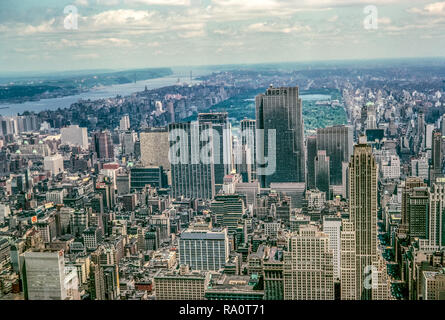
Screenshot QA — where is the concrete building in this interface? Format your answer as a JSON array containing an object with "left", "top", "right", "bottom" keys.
[
  {"left": 179, "top": 227, "right": 229, "bottom": 271},
  {"left": 61, "top": 125, "right": 88, "bottom": 149},
  {"left": 20, "top": 250, "right": 80, "bottom": 300},
  {"left": 44, "top": 154, "right": 64, "bottom": 176},
  {"left": 283, "top": 225, "right": 334, "bottom": 300}
]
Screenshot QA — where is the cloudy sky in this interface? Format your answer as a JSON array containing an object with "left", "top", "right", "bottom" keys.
[{"left": 1, "top": 0, "right": 445, "bottom": 72}]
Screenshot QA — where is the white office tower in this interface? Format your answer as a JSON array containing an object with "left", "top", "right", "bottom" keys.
[
  {"left": 425, "top": 124, "right": 435, "bottom": 149},
  {"left": 380, "top": 154, "right": 401, "bottom": 180},
  {"left": 60, "top": 125, "right": 88, "bottom": 149},
  {"left": 323, "top": 216, "right": 342, "bottom": 281},
  {"left": 44, "top": 154, "right": 64, "bottom": 176},
  {"left": 179, "top": 227, "right": 229, "bottom": 271},
  {"left": 0, "top": 203, "right": 10, "bottom": 224},
  {"left": 20, "top": 250, "right": 80, "bottom": 300},
  {"left": 283, "top": 225, "right": 334, "bottom": 300},
  {"left": 120, "top": 115, "right": 130, "bottom": 131}
]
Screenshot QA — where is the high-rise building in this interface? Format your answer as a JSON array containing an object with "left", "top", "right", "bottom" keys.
[
  {"left": 263, "top": 246, "right": 284, "bottom": 300},
  {"left": 406, "top": 187, "right": 429, "bottom": 240},
  {"left": 179, "top": 227, "right": 229, "bottom": 271},
  {"left": 400, "top": 177, "right": 427, "bottom": 235},
  {"left": 411, "top": 156, "right": 429, "bottom": 182},
  {"left": 168, "top": 122, "right": 215, "bottom": 200},
  {"left": 420, "top": 182, "right": 445, "bottom": 250},
  {"left": 430, "top": 129, "right": 443, "bottom": 184},
  {"left": 347, "top": 139, "right": 391, "bottom": 300},
  {"left": 198, "top": 113, "right": 232, "bottom": 193},
  {"left": 256, "top": 85, "right": 305, "bottom": 187},
  {"left": 43, "top": 154, "right": 64, "bottom": 176},
  {"left": 119, "top": 115, "right": 130, "bottom": 131},
  {"left": 316, "top": 125, "right": 353, "bottom": 186},
  {"left": 315, "top": 150, "right": 330, "bottom": 199},
  {"left": 240, "top": 118, "right": 256, "bottom": 182},
  {"left": 340, "top": 220, "right": 356, "bottom": 300},
  {"left": 130, "top": 166, "right": 167, "bottom": 190},
  {"left": 283, "top": 225, "right": 334, "bottom": 300},
  {"left": 306, "top": 135, "right": 317, "bottom": 190},
  {"left": 140, "top": 127, "right": 170, "bottom": 170},
  {"left": 61, "top": 125, "right": 88, "bottom": 149},
  {"left": 20, "top": 250, "right": 80, "bottom": 300},
  {"left": 93, "top": 131, "right": 114, "bottom": 160},
  {"left": 211, "top": 194, "right": 245, "bottom": 235},
  {"left": 323, "top": 216, "right": 342, "bottom": 281},
  {"left": 154, "top": 268, "right": 209, "bottom": 300},
  {"left": 121, "top": 131, "right": 137, "bottom": 156},
  {"left": 421, "top": 270, "right": 445, "bottom": 300}
]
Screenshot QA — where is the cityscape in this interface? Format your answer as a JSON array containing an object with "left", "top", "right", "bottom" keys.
[{"left": 0, "top": 0, "right": 445, "bottom": 304}]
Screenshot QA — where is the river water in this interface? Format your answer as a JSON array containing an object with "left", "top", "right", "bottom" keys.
[{"left": 0, "top": 69, "right": 206, "bottom": 116}]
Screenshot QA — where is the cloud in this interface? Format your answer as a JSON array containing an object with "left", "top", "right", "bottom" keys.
[
  {"left": 124, "top": 0, "right": 191, "bottom": 5},
  {"left": 97, "top": 0, "right": 121, "bottom": 5},
  {"left": 378, "top": 17, "right": 391, "bottom": 25},
  {"left": 408, "top": 1, "right": 445, "bottom": 16},
  {"left": 75, "top": 0, "right": 89, "bottom": 6},
  {"left": 0, "top": 19, "right": 57, "bottom": 35},
  {"left": 246, "top": 22, "right": 311, "bottom": 34},
  {"left": 74, "top": 53, "right": 100, "bottom": 59},
  {"left": 328, "top": 15, "right": 339, "bottom": 22}
]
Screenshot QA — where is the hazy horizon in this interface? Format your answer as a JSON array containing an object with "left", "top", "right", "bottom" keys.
[{"left": 1, "top": 0, "right": 445, "bottom": 73}]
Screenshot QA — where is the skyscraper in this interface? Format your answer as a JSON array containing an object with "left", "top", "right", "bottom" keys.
[
  {"left": 430, "top": 129, "right": 443, "bottom": 184},
  {"left": 119, "top": 114, "right": 130, "bottom": 131},
  {"left": 315, "top": 150, "right": 330, "bottom": 199},
  {"left": 93, "top": 131, "right": 114, "bottom": 160},
  {"left": 316, "top": 125, "right": 353, "bottom": 186},
  {"left": 323, "top": 216, "right": 342, "bottom": 281},
  {"left": 283, "top": 225, "right": 334, "bottom": 300},
  {"left": 198, "top": 112, "right": 232, "bottom": 193},
  {"left": 400, "top": 177, "right": 427, "bottom": 235},
  {"left": 306, "top": 135, "right": 317, "bottom": 190},
  {"left": 256, "top": 85, "right": 305, "bottom": 187},
  {"left": 421, "top": 182, "right": 445, "bottom": 250},
  {"left": 347, "top": 139, "right": 390, "bottom": 300},
  {"left": 20, "top": 250, "right": 80, "bottom": 300},
  {"left": 168, "top": 121, "right": 215, "bottom": 200},
  {"left": 211, "top": 194, "right": 245, "bottom": 235},
  {"left": 140, "top": 127, "right": 170, "bottom": 169},
  {"left": 240, "top": 118, "right": 256, "bottom": 182},
  {"left": 61, "top": 125, "right": 88, "bottom": 149}
]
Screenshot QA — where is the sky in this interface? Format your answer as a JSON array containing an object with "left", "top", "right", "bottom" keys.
[{"left": 1, "top": 0, "right": 445, "bottom": 73}]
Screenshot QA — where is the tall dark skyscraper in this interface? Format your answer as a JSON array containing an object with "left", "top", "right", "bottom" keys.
[
  {"left": 255, "top": 85, "right": 305, "bottom": 188},
  {"left": 168, "top": 122, "right": 215, "bottom": 200},
  {"left": 306, "top": 135, "right": 317, "bottom": 190},
  {"left": 315, "top": 150, "right": 330, "bottom": 198},
  {"left": 198, "top": 113, "right": 232, "bottom": 193},
  {"left": 93, "top": 131, "right": 114, "bottom": 160},
  {"left": 430, "top": 129, "right": 443, "bottom": 184},
  {"left": 316, "top": 125, "right": 353, "bottom": 186},
  {"left": 400, "top": 177, "right": 427, "bottom": 236}
]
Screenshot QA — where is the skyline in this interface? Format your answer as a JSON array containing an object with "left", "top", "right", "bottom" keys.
[{"left": 1, "top": 0, "right": 445, "bottom": 72}]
